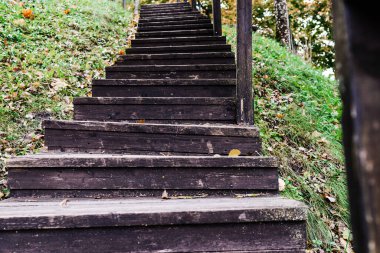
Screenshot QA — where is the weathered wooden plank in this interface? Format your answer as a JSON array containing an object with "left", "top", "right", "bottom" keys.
[
  {"left": 135, "top": 29, "right": 214, "bottom": 38},
  {"left": 44, "top": 129, "right": 261, "bottom": 155},
  {"left": 105, "top": 65, "right": 236, "bottom": 79},
  {"left": 236, "top": 0, "right": 254, "bottom": 125},
  {"left": 139, "top": 15, "right": 208, "bottom": 23},
  {"left": 140, "top": 11, "right": 198, "bottom": 18},
  {"left": 125, "top": 45, "right": 231, "bottom": 53},
  {"left": 7, "top": 154, "right": 277, "bottom": 168},
  {"left": 92, "top": 83, "right": 235, "bottom": 97},
  {"left": 73, "top": 101, "right": 235, "bottom": 122},
  {"left": 8, "top": 167, "right": 277, "bottom": 190},
  {"left": 0, "top": 222, "right": 306, "bottom": 252},
  {"left": 73, "top": 97, "right": 235, "bottom": 105},
  {"left": 138, "top": 23, "right": 213, "bottom": 32},
  {"left": 43, "top": 120, "right": 260, "bottom": 137},
  {"left": 9, "top": 189, "right": 277, "bottom": 199},
  {"left": 0, "top": 197, "right": 307, "bottom": 228},
  {"left": 138, "top": 19, "right": 211, "bottom": 27}
]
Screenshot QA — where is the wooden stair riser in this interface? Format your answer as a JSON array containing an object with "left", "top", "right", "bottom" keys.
[
  {"left": 135, "top": 29, "right": 214, "bottom": 38},
  {"left": 0, "top": 222, "right": 306, "bottom": 253},
  {"left": 125, "top": 44, "right": 231, "bottom": 53},
  {"left": 141, "top": 3, "right": 189, "bottom": 9},
  {"left": 7, "top": 155, "right": 278, "bottom": 198},
  {"left": 140, "top": 13, "right": 202, "bottom": 19},
  {"left": 43, "top": 120, "right": 262, "bottom": 156},
  {"left": 138, "top": 19, "right": 212, "bottom": 27},
  {"left": 140, "top": 8, "right": 193, "bottom": 14},
  {"left": 115, "top": 57, "right": 234, "bottom": 65},
  {"left": 131, "top": 36, "right": 226, "bottom": 47},
  {"left": 139, "top": 16, "right": 209, "bottom": 23},
  {"left": 106, "top": 69, "right": 236, "bottom": 79},
  {"left": 138, "top": 23, "right": 213, "bottom": 32},
  {"left": 0, "top": 196, "right": 307, "bottom": 252},
  {"left": 116, "top": 53, "right": 235, "bottom": 65},
  {"left": 9, "top": 167, "right": 277, "bottom": 198},
  {"left": 140, "top": 10, "right": 198, "bottom": 17},
  {"left": 45, "top": 129, "right": 261, "bottom": 155},
  {"left": 91, "top": 79, "right": 236, "bottom": 98},
  {"left": 73, "top": 98, "right": 236, "bottom": 123}
]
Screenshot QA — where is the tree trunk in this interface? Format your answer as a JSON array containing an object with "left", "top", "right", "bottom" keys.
[
  {"left": 274, "top": 0, "right": 292, "bottom": 50},
  {"left": 134, "top": 0, "right": 140, "bottom": 16}
]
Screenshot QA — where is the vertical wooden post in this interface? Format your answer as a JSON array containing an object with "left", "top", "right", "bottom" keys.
[
  {"left": 191, "top": 0, "right": 197, "bottom": 10},
  {"left": 122, "top": 0, "right": 126, "bottom": 9},
  {"left": 236, "top": 0, "right": 253, "bottom": 125},
  {"left": 212, "top": 0, "right": 222, "bottom": 36},
  {"left": 333, "top": 0, "right": 380, "bottom": 251}
]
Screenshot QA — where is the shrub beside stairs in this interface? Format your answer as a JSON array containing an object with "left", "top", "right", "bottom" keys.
[{"left": 0, "top": 3, "right": 307, "bottom": 252}]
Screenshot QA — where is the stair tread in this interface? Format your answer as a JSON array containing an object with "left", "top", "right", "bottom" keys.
[
  {"left": 43, "top": 120, "right": 259, "bottom": 137},
  {"left": 118, "top": 52, "right": 234, "bottom": 60},
  {"left": 92, "top": 79, "right": 236, "bottom": 86},
  {"left": 106, "top": 64, "right": 236, "bottom": 72},
  {"left": 74, "top": 97, "right": 235, "bottom": 105},
  {"left": 0, "top": 196, "right": 307, "bottom": 230},
  {"left": 7, "top": 153, "right": 277, "bottom": 168}
]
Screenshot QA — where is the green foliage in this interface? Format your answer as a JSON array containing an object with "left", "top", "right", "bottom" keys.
[
  {"left": 0, "top": 0, "right": 133, "bottom": 198},
  {"left": 224, "top": 25, "right": 350, "bottom": 251}
]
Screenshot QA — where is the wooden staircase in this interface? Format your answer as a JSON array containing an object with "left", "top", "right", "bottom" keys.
[{"left": 0, "top": 2, "right": 307, "bottom": 252}]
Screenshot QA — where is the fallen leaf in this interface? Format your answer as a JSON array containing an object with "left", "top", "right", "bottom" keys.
[
  {"left": 119, "top": 49, "right": 126, "bottom": 55},
  {"left": 228, "top": 149, "right": 241, "bottom": 157},
  {"left": 22, "top": 9, "right": 33, "bottom": 19},
  {"left": 276, "top": 113, "right": 284, "bottom": 119},
  {"left": 0, "top": 191, "right": 4, "bottom": 199},
  {"left": 136, "top": 119, "right": 145, "bottom": 124},
  {"left": 64, "top": 9, "right": 70, "bottom": 14}
]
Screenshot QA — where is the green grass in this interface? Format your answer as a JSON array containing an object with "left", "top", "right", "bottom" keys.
[
  {"left": 0, "top": 2, "right": 350, "bottom": 251},
  {"left": 0, "top": 0, "right": 133, "bottom": 197},
  {"left": 223, "top": 25, "right": 351, "bottom": 251}
]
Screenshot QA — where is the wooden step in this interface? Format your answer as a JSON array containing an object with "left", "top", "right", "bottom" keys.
[
  {"left": 139, "top": 15, "right": 209, "bottom": 23},
  {"left": 140, "top": 7, "right": 192, "bottom": 14},
  {"left": 116, "top": 52, "right": 235, "bottom": 65},
  {"left": 7, "top": 153, "right": 278, "bottom": 198},
  {"left": 43, "top": 120, "right": 262, "bottom": 155},
  {"left": 138, "top": 19, "right": 211, "bottom": 28},
  {"left": 141, "top": 3, "right": 189, "bottom": 9},
  {"left": 73, "top": 97, "right": 236, "bottom": 123},
  {"left": 131, "top": 36, "right": 226, "bottom": 47},
  {"left": 135, "top": 29, "right": 214, "bottom": 38},
  {"left": 0, "top": 197, "right": 307, "bottom": 252},
  {"left": 105, "top": 64, "right": 236, "bottom": 79},
  {"left": 140, "top": 10, "right": 198, "bottom": 18},
  {"left": 138, "top": 23, "right": 213, "bottom": 32},
  {"left": 126, "top": 44, "right": 230, "bottom": 54},
  {"left": 91, "top": 79, "right": 236, "bottom": 97}
]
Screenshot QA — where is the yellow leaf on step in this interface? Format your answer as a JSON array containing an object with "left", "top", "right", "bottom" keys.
[
  {"left": 136, "top": 119, "right": 145, "bottom": 124},
  {"left": 228, "top": 149, "right": 241, "bottom": 157}
]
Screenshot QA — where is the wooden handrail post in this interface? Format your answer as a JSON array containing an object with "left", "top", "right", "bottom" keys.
[
  {"left": 212, "top": 0, "right": 222, "bottom": 35},
  {"left": 236, "top": 0, "right": 253, "bottom": 125},
  {"left": 191, "top": 0, "right": 197, "bottom": 10}
]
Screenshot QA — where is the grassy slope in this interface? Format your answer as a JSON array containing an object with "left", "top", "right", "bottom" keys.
[
  {"left": 0, "top": 0, "right": 133, "bottom": 197},
  {"left": 224, "top": 25, "right": 351, "bottom": 251},
  {"left": 0, "top": 1, "right": 350, "bottom": 251}
]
